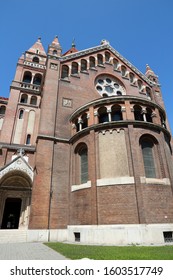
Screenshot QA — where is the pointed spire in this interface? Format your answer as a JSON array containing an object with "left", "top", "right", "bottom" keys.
[
  {"left": 51, "top": 35, "right": 61, "bottom": 48},
  {"left": 27, "top": 37, "right": 46, "bottom": 56},
  {"left": 145, "top": 64, "right": 159, "bottom": 84},
  {"left": 72, "top": 38, "right": 76, "bottom": 48}
]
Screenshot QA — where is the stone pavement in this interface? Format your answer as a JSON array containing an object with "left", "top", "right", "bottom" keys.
[{"left": 0, "top": 242, "right": 68, "bottom": 260}]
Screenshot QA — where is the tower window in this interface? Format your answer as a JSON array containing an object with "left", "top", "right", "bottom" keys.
[
  {"left": 20, "top": 94, "right": 28, "bottom": 103},
  {"left": 30, "top": 96, "right": 37, "bottom": 105},
  {"left": 0, "top": 106, "right": 6, "bottom": 115},
  {"left": 32, "top": 56, "right": 39, "bottom": 63},
  {"left": 26, "top": 134, "right": 31, "bottom": 145},
  {"left": 19, "top": 110, "right": 24, "bottom": 119},
  {"left": 33, "top": 74, "right": 42, "bottom": 85},
  {"left": 98, "top": 107, "right": 109, "bottom": 123},
  {"left": 111, "top": 105, "right": 122, "bottom": 121},
  {"left": 23, "top": 71, "right": 32, "bottom": 83}
]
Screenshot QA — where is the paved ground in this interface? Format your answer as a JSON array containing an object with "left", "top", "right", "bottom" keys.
[{"left": 0, "top": 242, "right": 68, "bottom": 260}]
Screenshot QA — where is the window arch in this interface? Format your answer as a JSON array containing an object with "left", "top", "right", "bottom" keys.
[
  {"left": 0, "top": 106, "right": 6, "bottom": 115},
  {"left": 97, "top": 54, "right": 103, "bottom": 65},
  {"left": 61, "top": 65, "right": 69, "bottom": 79},
  {"left": 129, "top": 72, "right": 135, "bottom": 83},
  {"left": 32, "top": 56, "right": 39, "bottom": 63},
  {"left": 89, "top": 56, "right": 95, "bottom": 68},
  {"left": 140, "top": 137, "right": 157, "bottom": 178},
  {"left": 75, "top": 144, "right": 88, "bottom": 184},
  {"left": 113, "top": 58, "right": 119, "bottom": 70},
  {"left": 121, "top": 65, "right": 127, "bottom": 77},
  {"left": 19, "top": 109, "right": 24, "bottom": 119},
  {"left": 53, "top": 50, "right": 57, "bottom": 55},
  {"left": 98, "top": 107, "right": 108, "bottom": 123},
  {"left": 33, "top": 74, "right": 42, "bottom": 85},
  {"left": 81, "top": 113, "right": 88, "bottom": 129},
  {"left": 23, "top": 71, "right": 32, "bottom": 83},
  {"left": 111, "top": 105, "right": 122, "bottom": 121},
  {"left": 30, "top": 96, "right": 37, "bottom": 105},
  {"left": 146, "top": 87, "right": 151, "bottom": 99},
  {"left": 105, "top": 51, "right": 110, "bottom": 62},
  {"left": 146, "top": 108, "right": 153, "bottom": 123},
  {"left": 20, "top": 94, "right": 28, "bottom": 103},
  {"left": 26, "top": 134, "right": 31, "bottom": 145},
  {"left": 71, "top": 62, "right": 78, "bottom": 75},
  {"left": 134, "top": 105, "right": 143, "bottom": 121},
  {"left": 137, "top": 79, "right": 143, "bottom": 91},
  {"left": 81, "top": 59, "right": 87, "bottom": 71}
]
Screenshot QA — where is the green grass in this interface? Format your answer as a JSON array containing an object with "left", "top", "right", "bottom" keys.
[{"left": 45, "top": 242, "right": 173, "bottom": 260}]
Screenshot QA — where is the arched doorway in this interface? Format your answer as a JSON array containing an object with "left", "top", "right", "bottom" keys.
[
  {"left": 1, "top": 198, "right": 22, "bottom": 229},
  {"left": 0, "top": 170, "right": 32, "bottom": 230}
]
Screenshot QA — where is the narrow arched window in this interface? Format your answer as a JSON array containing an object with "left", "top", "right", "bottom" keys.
[
  {"left": 111, "top": 105, "right": 122, "bottom": 121},
  {"left": 26, "top": 134, "right": 31, "bottom": 145},
  {"left": 79, "top": 146, "right": 88, "bottom": 184},
  {"left": 19, "top": 109, "right": 24, "bottom": 119},
  {"left": 0, "top": 106, "right": 6, "bottom": 115},
  {"left": 105, "top": 51, "right": 110, "bottom": 62},
  {"left": 137, "top": 80, "right": 143, "bottom": 91},
  {"left": 146, "top": 108, "right": 153, "bottom": 123},
  {"left": 23, "top": 71, "right": 32, "bottom": 83},
  {"left": 61, "top": 65, "right": 69, "bottom": 79},
  {"left": 53, "top": 50, "right": 57, "bottom": 55},
  {"left": 33, "top": 74, "right": 42, "bottom": 85},
  {"left": 134, "top": 105, "right": 143, "bottom": 121},
  {"left": 98, "top": 107, "right": 108, "bottom": 123},
  {"left": 30, "top": 96, "right": 37, "bottom": 105},
  {"left": 141, "top": 139, "right": 156, "bottom": 178},
  {"left": 81, "top": 59, "right": 87, "bottom": 71},
  {"left": 121, "top": 65, "right": 127, "bottom": 77},
  {"left": 113, "top": 58, "right": 119, "bottom": 70},
  {"left": 89, "top": 56, "right": 95, "bottom": 68},
  {"left": 71, "top": 62, "right": 78, "bottom": 75},
  {"left": 20, "top": 94, "right": 28, "bottom": 103},
  {"left": 146, "top": 87, "right": 151, "bottom": 99},
  {"left": 129, "top": 72, "right": 135, "bottom": 83},
  {"left": 81, "top": 113, "right": 88, "bottom": 129},
  {"left": 97, "top": 54, "right": 103, "bottom": 65}
]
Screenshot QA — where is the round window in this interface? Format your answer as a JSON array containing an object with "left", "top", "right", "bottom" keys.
[{"left": 95, "top": 75, "right": 125, "bottom": 97}]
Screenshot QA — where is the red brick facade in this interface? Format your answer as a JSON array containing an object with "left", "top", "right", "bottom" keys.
[{"left": 0, "top": 37, "right": 173, "bottom": 234}]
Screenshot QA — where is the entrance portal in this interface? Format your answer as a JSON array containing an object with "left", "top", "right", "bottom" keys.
[{"left": 1, "top": 198, "right": 22, "bottom": 229}]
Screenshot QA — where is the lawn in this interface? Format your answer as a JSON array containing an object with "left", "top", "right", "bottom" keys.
[{"left": 45, "top": 242, "right": 173, "bottom": 260}]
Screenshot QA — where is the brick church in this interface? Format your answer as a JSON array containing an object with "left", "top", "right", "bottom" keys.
[{"left": 0, "top": 37, "right": 173, "bottom": 244}]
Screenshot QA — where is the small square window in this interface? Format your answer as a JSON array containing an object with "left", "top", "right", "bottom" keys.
[
  {"left": 163, "top": 231, "right": 173, "bottom": 243},
  {"left": 74, "top": 232, "right": 80, "bottom": 242}
]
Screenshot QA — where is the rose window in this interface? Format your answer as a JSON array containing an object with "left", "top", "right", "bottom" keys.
[{"left": 95, "top": 75, "right": 126, "bottom": 97}]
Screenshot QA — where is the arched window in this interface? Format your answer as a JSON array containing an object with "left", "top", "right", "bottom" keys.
[
  {"left": 30, "top": 96, "right": 37, "bottom": 105},
  {"left": 97, "top": 54, "right": 103, "bottom": 65},
  {"left": 141, "top": 138, "right": 156, "bottom": 178},
  {"left": 33, "top": 74, "right": 42, "bottom": 85},
  {"left": 137, "top": 80, "right": 143, "bottom": 91},
  {"left": 134, "top": 105, "right": 143, "bottom": 121},
  {"left": 146, "top": 108, "right": 153, "bottom": 123},
  {"left": 121, "top": 65, "right": 127, "bottom": 77},
  {"left": 129, "top": 72, "right": 135, "bottom": 83},
  {"left": 61, "top": 65, "right": 69, "bottom": 79},
  {"left": 32, "top": 56, "right": 39, "bottom": 63},
  {"left": 53, "top": 50, "right": 57, "bottom": 55},
  {"left": 113, "top": 58, "right": 119, "bottom": 70},
  {"left": 98, "top": 107, "right": 108, "bottom": 123},
  {"left": 81, "top": 59, "right": 87, "bottom": 71},
  {"left": 111, "top": 105, "right": 122, "bottom": 121},
  {"left": 89, "top": 56, "right": 95, "bottom": 68},
  {"left": 105, "top": 51, "right": 110, "bottom": 62},
  {"left": 71, "top": 62, "right": 78, "bottom": 75},
  {"left": 20, "top": 94, "right": 28, "bottom": 103},
  {"left": 0, "top": 106, "right": 6, "bottom": 115},
  {"left": 75, "top": 119, "right": 80, "bottom": 132},
  {"left": 146, "top": 87, "right": 151, "bottom": 99},
  {"left": 19, "top": 109, "right": 24, "bottom": 119},
  {"left": 23, "top": 71, "right": 32, "bottom": 83},
  {"left": 160, "top": 112, "right": 166, "bottom": 128},
  {"left": 81, "top": 113, "right": 88, "bottom": 129},
  {"left": 75, "top": 144, "right": 88, "bottom": 184},
  {"left": 26, "top": 134, "right": 31, "bottom": 145}
]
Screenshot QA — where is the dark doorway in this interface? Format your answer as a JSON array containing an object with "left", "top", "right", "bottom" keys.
[{"left": 1, "top": 198, "right": 22, "bottom": 229}]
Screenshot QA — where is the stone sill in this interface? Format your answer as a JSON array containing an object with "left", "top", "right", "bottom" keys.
[
  {"left": 71, "top": 181, "right": 91, "bottom": 192},
  {"left": 97, "top": 177, "right": 135, "bottom": 186},
  {"left": 140, "top": 177, "right": 170, "bottom": 185}
]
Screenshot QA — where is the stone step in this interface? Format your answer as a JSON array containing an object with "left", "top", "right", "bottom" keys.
[{"left": 0, "top": 230, "right": 27, "bottom": 243}]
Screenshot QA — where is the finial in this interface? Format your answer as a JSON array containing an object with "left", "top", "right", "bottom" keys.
[
  {"left": 72, "top": 38, "right": 76, "bottom": 48},
  {"left": 38, "top": 37, "right": 41, "bottom": 42}
]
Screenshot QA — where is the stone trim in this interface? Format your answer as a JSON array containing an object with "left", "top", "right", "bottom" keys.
[
  {"left": 71, "top": 181, "right": 91, "bottom": 192},
  {"left": 140, "top": 177, "right": 171, "bottom": 185},
  {"left": 97, "top": 177, "right": 135, "bottom": 186}
]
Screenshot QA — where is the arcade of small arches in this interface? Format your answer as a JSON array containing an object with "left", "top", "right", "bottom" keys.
[
  {"left": 61, "top": 51, "right": 152, "bottom": 99},
  {"left": 71, "top": 100, "right": 166, "bottom": 134},
  {"left": 20, "top": 93, "right": 38, "bottom": 106}
]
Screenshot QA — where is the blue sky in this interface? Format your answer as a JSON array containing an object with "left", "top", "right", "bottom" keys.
[{"left": 1, "top": 0, "right": 173, "bottom": 131}]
